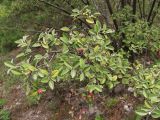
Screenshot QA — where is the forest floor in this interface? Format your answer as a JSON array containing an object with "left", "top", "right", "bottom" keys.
[{"left": 0, "top": 50, "right": 145, "bottom": 120}]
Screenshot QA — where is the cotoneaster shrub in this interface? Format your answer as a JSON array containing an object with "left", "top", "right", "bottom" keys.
[
  {"left": 4, "top": 20, "right": 131, "bottom": 93},
  {"left": 4, "top": 7, "right": 160, "bottom": 119}
]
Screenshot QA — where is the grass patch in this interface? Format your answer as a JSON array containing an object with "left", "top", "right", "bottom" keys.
[
  {"left": 0, "top": 99, "right": 10, "bottom": 120},
  {"left": 105, "top": 97, "right": 119, "bottom": 108},
  {"left": 0, "top": 109, "right": 10, "bottom": 120}
]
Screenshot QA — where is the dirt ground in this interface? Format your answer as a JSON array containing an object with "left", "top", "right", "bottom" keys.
[{"left": 0, "top": 81, "right": 142, "bottom": 120}]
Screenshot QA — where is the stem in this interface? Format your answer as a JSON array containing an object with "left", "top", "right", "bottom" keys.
[
  {"left": 121, "top": 0, "right": 125, "bottom": 8},
  {"left": 138, "top": 0, "right": 143, "bottom": 18},
  {"left": 104, "top": 0, "right": 119, "bottom": 31},
  {"left": 132, "top": 0, "right": 137, "bottom": 22}
]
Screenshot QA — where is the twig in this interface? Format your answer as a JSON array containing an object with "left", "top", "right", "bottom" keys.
[{"left": 38, "top": 0, "right": 91, "bottom": 29}]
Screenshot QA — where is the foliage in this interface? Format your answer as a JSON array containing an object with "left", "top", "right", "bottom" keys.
[
  {"left": 133, "top": 62, "right": 160, "bottom": 118},
  {"left": 113, "top": 5, "right": 160, "bottom": 54},
  {"left": 4, "top": 3, "right": 160, "bottom": 119},
  {"left": 4, "top": 9, "right": 131, "bottom": 96}
]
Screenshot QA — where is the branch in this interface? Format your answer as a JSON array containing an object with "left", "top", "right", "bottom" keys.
[
  {"left": 104, "top": 0, "right": 119, "bottom": 31},
  {"left": 0, "top": 27, "right": 43, "bottom": 33},
  {"left": 132, "top": 0, "right": 137, "bottom": 22},
  {"left": 150, "top": 1, "right": 160, "bottom": 25},
  {"left": 38, "top": 0, "right": 70, "bottom": 15},
  {"left": 121, "top": 0, "right": 125, "bottom": 8},
  {"left": 38, "top": 0, "right": 91, "bottom": 28},
  {"left": 143, "top": 0, "right": 146, "bottom": 18},
  {"left": 147, "top": 0, "right": 157, "bottom": 22},
  {"left": 65, "top": 0, "right": 75, "bottom": 9},
  {"left": 138, "top": 0, "right": 143, "bottom": 18},
  {"left": 133, "top": 0, "right": 137, "bottom": 15}
]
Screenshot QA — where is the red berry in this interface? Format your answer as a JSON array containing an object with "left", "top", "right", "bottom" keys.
[
  {"left": 88, "top": 92, "right": 94, "bottom": 97},
  {"left": 37, "top": 89, "right": 43, "bottom": 94}
]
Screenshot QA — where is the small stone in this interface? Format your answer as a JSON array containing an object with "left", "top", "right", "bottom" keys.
[
  {"left": 128, "top": 87, "right": 134, "bottom": 92},
  {"left": 124, "top": 104, "right": 133, "bottom": 112},
  {"left": 89, "top": 106, "right": 95, "bottom": 114}
]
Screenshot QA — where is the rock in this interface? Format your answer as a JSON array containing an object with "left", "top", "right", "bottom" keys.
[
  {"left": 128, "top": 87, "right": 134, "bottom": 93},
  {"left": 123, "top": 103, "right": 133, "bottom": 112},
  {"left": 113, "top": 84, "right": 126, "bottom": 94}
]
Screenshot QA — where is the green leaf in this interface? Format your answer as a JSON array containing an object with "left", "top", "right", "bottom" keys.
[
  {"left": 86, "top": 18, "right": 94, "bottom": 24},
  {"left": 11, "top": 70, "right": 21, "bottom": 75},
  {"left": 71, "top": 69, "right": 76, "bottom": 78},
  {"left": 60, "top": 34, "right": 69, "bottom": 44},
  {"left": 95, "top": 85, "right": 103, "bottom": 92},
  {"left": 41, "top": 43, "right": 49, "bottom": 49},
  {"left": 62, "top": 45, "right": 69, "bottom": 54},
  {"left": 34, "top": 54, "right": 43, "bottom": 60},
  {"left": 80, "top": 73, "right": 85, "bottom": 81},
  {"left": 61, "top": 68, "right": 70, "bottom": 76},
  {"left": 135, "top": 110, "right": 148, "bottom": 116},
  {"left": 64, "top": 62, "right": 72, "bottom": 69},
  {"left": 79, "top": 59, "right": 85, "bottom": 69},
  {"left": 72, "top": 8, "right": 79, "bottom": 13},
  {"left": 106, "top": 46, "right": 114, "bottom": 51},
  {"left": 99, "top": 78, "right": 106, "bottom": 84},
  {"left": 32, "top": 43, "right": 41, "bottom": 47},
  {"left": 106, "top": 29, "right": 115, "bottom": 33},
  {"left": 112, "top": 75, "right": 117, "bottom": 81},
  {"left": 94, "top": 45, "right": 100, "bottom": 52},
  {"left": 94, "top": 20, "right": 101, "bottom": 33},
  {"left": 152, "top": 109, "right": 160, "bottom": 118},
  {"left": 33, "top": 74, "right": 38, "bottom": 80},
  {"left": 144, "top": 101, "right": 152, "bottom": 109},
  {"left": 16, "top": 53, "right": 25, "bottom": 58},
  {"left": 49, "top": 81, "right": 54, "bottom": 90},
  {"left": 39, "top": 69, "right": 48, "bottom": 75},
  {"left": 4, "top": 62, "right": 15, "bottom": 68},
  {"left": 22, "top": 63, "right": 36, "bottom": 71},
  {"left": 38, "top": 72, "right": 44, "bottom": 77},
  {"left": 108, "top": 82, "right": 114, "bottom": 89},
  {"left": 60, "top": 27, "right": 70, "bottom": 32},
  {"left": 41, "top": 78, "right": 49, "bottom": 83},
  {"left": 51, "top": 70, "right": 59, "bottom": 78},
  {"left": 150, "top": 96, "right": 160, "bottom": 103},
  {"left": 87, "top": 85, "right": 103, "bottom": 92}
]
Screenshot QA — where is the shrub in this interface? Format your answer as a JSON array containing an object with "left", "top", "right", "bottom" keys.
[{"left": 4, "top": 7, "right": 160, "bottom": 119}]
